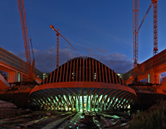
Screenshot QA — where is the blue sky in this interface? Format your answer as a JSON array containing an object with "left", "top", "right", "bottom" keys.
[{"left": 0, "top": 0, "right": 166, "bottom": 73}]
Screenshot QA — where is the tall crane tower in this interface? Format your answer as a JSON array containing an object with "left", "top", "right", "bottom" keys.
[
  {"left": 133, "top": 0, "right": 139, "bottom": 82},
  {"left": 132, "top": 0, "right": 158, "bottom": 84},
  {"left": 152, "top": 0, "right": 158, "bottom": 85},
  {"left": 17, "top": 0, "right": 34, "bottom": 81},
  {"left": 50, "top": 25, "right": 76, "bottom": 68}
]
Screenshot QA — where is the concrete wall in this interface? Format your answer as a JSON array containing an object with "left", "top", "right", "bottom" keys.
[
  {"left": 0, "top": 47, "right": 43, "bottom": 83},
  {"left": 123, "top": 49, "right": 166, "bottom": 84}
]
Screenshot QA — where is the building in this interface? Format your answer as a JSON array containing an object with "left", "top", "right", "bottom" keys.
[
  {"left": 29, "top": 57, "right": 137, "bottom": 112},
  {"left": 123, "top": 49, "right": 166, "bottom": 84},
  {"left": 0, "top": 47, "right": 43, "bottom": 84}
]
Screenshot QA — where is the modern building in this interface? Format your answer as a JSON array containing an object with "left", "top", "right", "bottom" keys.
[{"left": 29, "top": 57, "right": 137, "bottom": 112}]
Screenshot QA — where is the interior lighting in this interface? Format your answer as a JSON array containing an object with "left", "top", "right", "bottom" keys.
[
  {"left": 127, "top": 105, "right": 130, "bottom": 109},
  {"left": 94, "top": 73, "right": 96, "bottom": 79}
]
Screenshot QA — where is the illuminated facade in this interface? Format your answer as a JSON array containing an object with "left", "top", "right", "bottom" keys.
[{"left": 29, "top": 57, "right": 137, "bottom": 112}]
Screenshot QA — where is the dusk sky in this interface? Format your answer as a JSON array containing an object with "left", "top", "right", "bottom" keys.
[{"left": 0, "top": 0, "right": 166, "bottom": 73}]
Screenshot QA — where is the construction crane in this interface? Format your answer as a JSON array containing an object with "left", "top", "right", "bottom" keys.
[
  {"left": 133, "top": 0, "right": 139, "bottom": 82},
  {"left": 132, "top": 0, "right": 158, "bottom": 85},
  {"left": 152, "top": 0, "right": 158, "bottom": 85},
  {"left": 17, "top": 0, "right": 35, "bottom": 81},
  {"left": 50, "top": 25, "right": 76, "bottom": 68}
]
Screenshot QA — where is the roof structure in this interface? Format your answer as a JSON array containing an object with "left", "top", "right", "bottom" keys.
[{"left": 29, "top": 57, "right": 137, "bottom": 112}]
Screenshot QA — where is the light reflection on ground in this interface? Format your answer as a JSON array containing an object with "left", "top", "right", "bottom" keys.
[{"left": 0, "top": 110, "right": 132, "bottom": 129}]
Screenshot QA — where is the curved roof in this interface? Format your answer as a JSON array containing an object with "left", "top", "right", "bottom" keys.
[
  {"left": 41, "top": 57, "right": 127, "bottom": 86},
  {"left": 29, "top": 57, "right": 137, "bottom": 111}
]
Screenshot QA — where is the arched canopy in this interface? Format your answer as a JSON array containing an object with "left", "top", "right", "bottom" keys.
[{"left": 29, "top": 57, "right": 137, "bottom": 112}]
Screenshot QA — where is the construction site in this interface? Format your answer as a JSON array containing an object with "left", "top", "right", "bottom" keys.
[{"left": 1, "top": 0, "right": 166, "bottom": 128}]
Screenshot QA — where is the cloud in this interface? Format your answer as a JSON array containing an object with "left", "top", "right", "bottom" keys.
[
  {"left": 101, "top": 57, "right": 133, "bottom": 73},
  {"left": 33, "top": 47, "right": 81, "bottom": 73},
  {"left": 96, "top": 48, "right": 106, "bottom": 53},
  {"left": 15, "top": 46, "right": 132, "bottom": 74},
  {"left": 15, "top": 47, "right": 80, "bottom": 73},
  {"left": 86, "top": 52, "right": 133, "bottom": 73}
]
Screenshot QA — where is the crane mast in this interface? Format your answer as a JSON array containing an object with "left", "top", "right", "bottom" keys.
[
  {"left": 56, "top": 29, "right": 60, "bottom": 68},
  {"left": 132, "top": 0, "right": 158, "bottom": 85},
  {"left": 17, "top": 0, "right": 33, "bottom": 81},
  {"left": 152, "top": 0, "right": 158, "bottom": 85},
  {"left": 50, "top": 25, "right": 76, "bottom": 68},
  {"left": 133, "top": 0, "right": 139, "bottom": 82}
]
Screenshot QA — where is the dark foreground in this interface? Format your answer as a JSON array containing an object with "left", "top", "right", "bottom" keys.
[{"left": 0, "top": 110, "right": 132, "bottom": 129}]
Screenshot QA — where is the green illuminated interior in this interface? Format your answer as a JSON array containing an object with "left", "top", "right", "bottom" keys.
[{"left": 33, "top": 94, "right": 131, "bottom": 112}]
